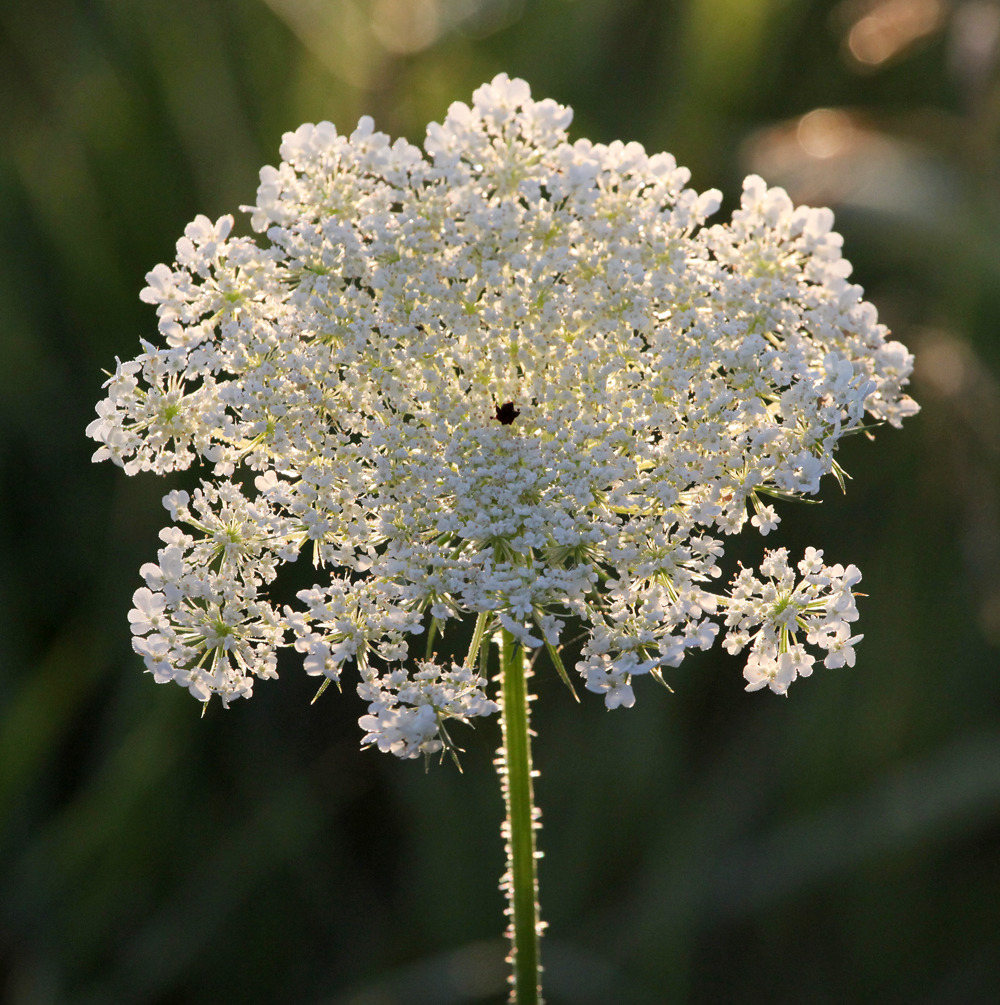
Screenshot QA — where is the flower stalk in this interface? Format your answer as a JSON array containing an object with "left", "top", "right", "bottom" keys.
[{"left": 498, "top": 628, "right": 543, "bottom": 1004}]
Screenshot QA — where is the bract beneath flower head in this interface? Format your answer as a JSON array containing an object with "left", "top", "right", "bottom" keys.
[{"left": 89, "top": 73, "right": 917, "bottom": 751}]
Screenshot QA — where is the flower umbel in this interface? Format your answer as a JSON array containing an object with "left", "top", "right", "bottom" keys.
[
  {"left": 724, "top": 547, "right": 863, "bottom": 694},
  {"left": 91, "top": 74, "right": 915, "bottom": 726},
  {"left": 90, "top": 73, "right": 916, "bottom": 1004}
]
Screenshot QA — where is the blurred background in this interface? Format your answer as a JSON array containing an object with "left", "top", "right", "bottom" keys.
[{"left": 2, "top": 0, "right": 1000, "bottom": 1002}]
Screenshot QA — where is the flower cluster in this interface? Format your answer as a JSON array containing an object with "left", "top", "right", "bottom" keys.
[
  {"left": 90, "top": 74, "right": 917, "bottom": 753},
  {"left": 128, "top": 484, "right": 286, "bottom": 703},
  {"left": 723, "top": 547, "right": 863, "bottom": 694},
  {"left": 358, "top": 661, "right": 499, "bottom": 759}
]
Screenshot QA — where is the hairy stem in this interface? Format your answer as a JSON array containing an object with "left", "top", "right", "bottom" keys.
[{"left": 497, "top": 628, "right": 543, "bottom": 1004}]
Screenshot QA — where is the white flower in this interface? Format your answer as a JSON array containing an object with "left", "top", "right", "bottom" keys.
[
  {"left": 303, "top": 641, "right": 340, "bottom": 681},
  {"left": 750, "top": 505, "right": 780, "bottom": 536},
  {"left": 128, "top": 587, "right": 168, "bottom": 635},
  {"left": 358, "top": 660, "right": 499, "bottom": 758},
  {"left": 743, "top": 652, "right": 788, "bottom": 694},
  {"left": 578, "top": 654, "right": 637, "bottom": 709},
  {"left": 89, "top": 74, "right": 915, "bottom": 752},
  {"left": 822, "top": 623, "right": 864, "bottom": 668},
  {"left": 727, "top": 549, "right": 864, "bottom": 694}
]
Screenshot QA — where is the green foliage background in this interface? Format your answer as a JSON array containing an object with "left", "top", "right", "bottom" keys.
[{"left": 2, "top": 1, "right": 999, "bottom": 1001}]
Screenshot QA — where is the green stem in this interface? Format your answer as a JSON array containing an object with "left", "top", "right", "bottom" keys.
[{"left": 498, "top": 629, "right": 543, "bottom": 1004}]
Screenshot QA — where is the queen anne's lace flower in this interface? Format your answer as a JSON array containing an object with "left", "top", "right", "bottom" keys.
[{"left": 89, "top": 74, "right": 917, "bottom": 751}]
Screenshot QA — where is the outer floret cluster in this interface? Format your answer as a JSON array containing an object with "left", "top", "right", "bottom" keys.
[{"left": 88, "top": 74, "right": 917, "bottom": 754}]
